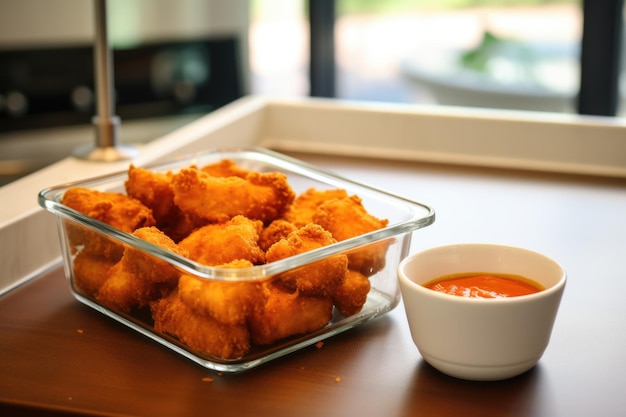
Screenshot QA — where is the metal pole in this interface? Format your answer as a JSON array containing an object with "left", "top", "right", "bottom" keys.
[
  {"left": 74, "top": 0, "right": 138, "bottom": 161},
  {"left": 93, "top": 0, "right": 117, "bottom": 147}
]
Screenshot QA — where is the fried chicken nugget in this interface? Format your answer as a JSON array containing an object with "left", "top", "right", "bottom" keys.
[
  {"left": 178, "top": 215, "right": 265, "bottom": 266},
  {"left": 171, "top": 167, "right": 295, "bottom": 224},
  {"left": 96, "top": 226, "right": 186, "bottom": 312},
  {"left": 62, "top": 187, "right": 156, "bottom": 232},
  {"left": 258, "top": 219, "right": 298, "bottom": 252},
  {"left": 125, "top": 165, "right": 206, "bottom": 242},
  {"left": 151, "top": 290, "right": 250, "bottom": 360},
  {"left": 177, "top": 260, "right": 265, "bottom": 326},
  {"left": 265, "top": 224, "right": 348, "bottom": 298},
  {"left": 248, "top": 282, "right": 333, "bottom": 346},
  {"left": 72, "top": 251, "right": 117, "bottom": 297},
  {"left": 283, "top": 188, "right": 349, "bottom": 227},
  {"left": 331, "top": 269, "right": 371, "bottom": 317},
  {"left": 61, "top": 187, "right": 155, "bottom": 259},
  {"left": 122, "top": 226, "right": 188, "bottom": 284},
  {"left": 125, "top": 165, "right": 175, "bottom": 222},
  {"left": 97, "top": 260, "right": 174, "bottom": 313},
  {"left": 313, "top": 195, "right": 389, "bottom": 276},
  {"left": 200, "top": 159, "right": 250, "bottom": 178}
]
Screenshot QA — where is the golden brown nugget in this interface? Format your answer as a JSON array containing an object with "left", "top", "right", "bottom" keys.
[
  {"left": 259, "top": 219, "right": 298, "bottom": 252},
  {"left": 265, "top": 224, "right": 348, "bottom": 298},
  {"left": 97, "top": 260, "right": 175, "bottom": 313},
  {"left": 62, "top": 187, "right": 155, "bottom": 258},
  {"left": 62, "top": 187, "right": 155, "bottom": 232},
  {"left": 171, "top": 168, "right": 295, "bottom": 224},
  {"left": 123, "top": 226, "right": 188, "bottom": 285},
  {"left": 125, "top": 165, "right": 206, "bottom": 242},
  {"left": 331, "top": 269, "right": 371, "bottom": 317},
  {"left": 313, "top": 195, "right": 389, "bottom": 276},
  {"left": 63, "top": 220, "right": 125, "bottom": 260},
  {"left": 283, "top": 188, "right": 349, "bottom": 227},
  {"left": 178, "top": 215, "right": 265, "bottom": 266},
  {"left": 96, "top": 227, "right": 185, "bottom": 312},
  {"left": 125, "top": 165, "right": 176, "bottom": 223},
  {"left": 72, "top": 251, "right": 117, "bottom": 297},
  {"left": 200, "top": 159, "right": 250, "bottom": 178},
  {"left": 152, "top": 290, "right": 250, "bottom": 360},
  {"left": 248, "top": 283, "right": 333, "bottom": 346},
  {"left": 177, "top": 260, "right": 265, "bottom": 326}
]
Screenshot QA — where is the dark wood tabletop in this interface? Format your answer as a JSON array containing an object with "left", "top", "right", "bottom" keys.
[
  {"left": 0, "top": 267, "right": 555, "bottom": 417},
  {"left": 2, "top": 155, "right": 626, "bottom": 417}
]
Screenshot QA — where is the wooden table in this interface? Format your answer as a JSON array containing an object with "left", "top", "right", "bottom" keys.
[{"left": 2, "top": 154, "right": 626, "bottom": 417}]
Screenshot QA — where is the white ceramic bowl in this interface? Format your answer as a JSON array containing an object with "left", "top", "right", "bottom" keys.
[{"left": 398, "top": 243, "right": 566, "bottom": 381}]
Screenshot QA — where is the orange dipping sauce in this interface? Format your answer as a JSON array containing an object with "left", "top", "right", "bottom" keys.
[{"left": 423, "top": 273, "right": 543, "bottom": 298}]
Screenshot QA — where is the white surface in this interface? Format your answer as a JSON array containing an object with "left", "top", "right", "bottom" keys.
[
  {"left": 2, "top": 95, "right": 626, "bottom": 295},
  {"left": 260, "top": 98, "right": 626, "bottom": 177}
]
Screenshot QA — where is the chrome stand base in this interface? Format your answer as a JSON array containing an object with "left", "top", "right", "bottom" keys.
[{"left": 73, "top": 143, "right": 139, "bottom": 162}]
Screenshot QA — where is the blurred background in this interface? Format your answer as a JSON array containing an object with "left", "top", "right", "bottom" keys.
[
  {"left": 0, "top": 0, "right": 622, "bottom": 184},
  {"left": 252, "top": 0, "right": 583, "bottom": 112}
]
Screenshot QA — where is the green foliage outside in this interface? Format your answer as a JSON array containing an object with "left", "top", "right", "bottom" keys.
[
  {"left": 337, "top": 0, "right": 578, "bottom": 16},
  {"left": 250, "top": 0, "right": 579, "bottom": 21}
]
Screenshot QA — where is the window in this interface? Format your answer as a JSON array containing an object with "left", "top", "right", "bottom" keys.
[{"left": 250, "top": 0, "right": 625, "bottom": 116}]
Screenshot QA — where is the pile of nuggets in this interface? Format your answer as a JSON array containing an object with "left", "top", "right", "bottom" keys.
[{"left": 62, "top": 159, "right": 389, "bottom": 360}]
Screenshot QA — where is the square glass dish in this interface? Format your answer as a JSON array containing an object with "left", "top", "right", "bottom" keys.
[{"left": 38, "top": 147, "right": 435, "bottom": 372}]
